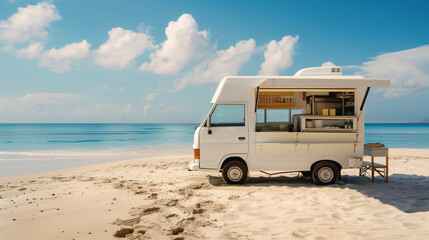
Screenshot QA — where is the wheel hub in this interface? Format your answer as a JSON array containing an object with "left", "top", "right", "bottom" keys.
[
  {"left": 318, "top": 167, "right": 334, "bottom": 183},
  {"left": 227, "top": 166, "right": 243, "bottom": 181}
]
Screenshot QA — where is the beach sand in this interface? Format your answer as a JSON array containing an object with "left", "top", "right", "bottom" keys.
[{"left": 1, "top": 149, "right": 429, "bottom": 239}]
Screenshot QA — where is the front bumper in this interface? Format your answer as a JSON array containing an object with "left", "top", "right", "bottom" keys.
[{"left": 188, "top": 159, "right": 200, "bottom": 171}]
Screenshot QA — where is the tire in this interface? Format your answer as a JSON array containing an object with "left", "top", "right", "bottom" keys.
[
  {"left": 301, "top": 171, "right": 311, "bottom": 177},
  {"left": 222, "top": 161, "right": 248, "bottom": 185},
  {"left": 312, "top": 161, "right": 339, "bottom": 185}
]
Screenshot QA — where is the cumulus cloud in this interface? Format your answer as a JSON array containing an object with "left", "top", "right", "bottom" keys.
[
  {"left": 20, "top": 93, "right": 84, "bottom": 105},
  {"left": 0, "top": 93, "right": 145, "bottom": 122},
  {"left": 76, "top": 104, "right": 135, "bottom": 117},
  {"left": 322, "top": 61, "right": 336, "bottom": 67},
  {"left": 13, "top": 40, "right": 91, "bottom": 73},
  {"left": 99, "top": 85, "right": 109, "bottom": 91},
  {"left": 0, "top": 2, "right": 60, "bottom": 45},
  {"left": 38, "top": 40, "right": 91, "bottom": 73},
  {"left": 0, "top": 93, "right": 85, "bottom": 116},
  {"left": 93, "top": 27, "right": 155, "bottom": 69},
  {"left": 139, "top": 14, "right": 215, "bottom": 74},
  {"left": 258, "top": 35, "right": 299, "bottom": 76},
  {"left": 357, "top": 45, "right": 429, "bottom": 99},
  {"left": 14, "top": 42, "right": 43, "bottom": 59},
  {"left": 177, "top": 39, "right": 256, "bottom": 90},
  {"left": 123, "top": 104, "right": 133, "bottom": 115},
  {"left": 0, "top": 2, "right": 91, "bottom": 73},
  {"left": 142, "top": 105, "right": 151, "bottom": 116},
  {"left": 143, "top": 92, "right": 157, "bottom": 101}
]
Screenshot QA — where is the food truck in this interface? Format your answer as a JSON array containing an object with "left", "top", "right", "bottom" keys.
[{"left": 189, "top": 66, "right": 390, "bottom": 185}]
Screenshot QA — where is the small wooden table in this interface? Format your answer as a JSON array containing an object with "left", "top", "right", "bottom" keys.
[{"left": 360, "top": 146, "right": 389, "bottom": 183}]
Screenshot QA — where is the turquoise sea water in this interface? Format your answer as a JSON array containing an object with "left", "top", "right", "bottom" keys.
[
  {"left": 365, "top": 123, "right": 429, "bottom": 149},
  {"left": 1, "top": 123, "right": 428, "bottom": 151},
  {"left": 0, "top": 123, "right": 428, "bottom": 177},
  {"left": 0, "top": 123, "right": 196, "bottom": 151},
  {"left": 0, "top": 124, "right": 196, "bottom": 177}
]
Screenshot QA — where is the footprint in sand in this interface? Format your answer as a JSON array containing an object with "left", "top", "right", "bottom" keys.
[
  {"left": 192, "top": 208, "right": 205, "bottom": 214},
  {"left": 403, "top": 222, "right": 418, "bottom": 228},
  {"left": 292, "top": 217, "right": 313, "bottom": 223},
  {"left": 292, "top": 231, "right": 308, "bottom": 239},
  {"left": 190, "top": 183, "right": 205, "bottom": 190},
  {"left": 166, "top": 199, "right": 179, "bottom": 207},
  {"left": 147, "top": 193, "right": 158, "bottom": 199},
  {"left": 171, "top": 226, "right": 184, "bottom": 235},
  {"left": 228, "top": 195, "right": 240, "bottom": 200},
  {"left": 112, "top": 216, "right": 141, "bottom": 226},
  {"left": 142, "top": 207, "right": 160, "bottom": 215},
  {"left": 113, "top": 228, "right": 134, "bottom": 238}
]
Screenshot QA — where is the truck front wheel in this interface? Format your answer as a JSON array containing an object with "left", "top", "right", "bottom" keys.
[
  {"left": 222, "top": 161, "right": 248, "bottom": 184},
  {"left": 312, "top": 161, "right": 339, "bottom": 185}
]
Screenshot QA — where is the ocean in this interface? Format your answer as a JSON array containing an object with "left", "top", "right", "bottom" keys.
[{"left": 0, "top": 123, "right": 428, "bottom": 177}]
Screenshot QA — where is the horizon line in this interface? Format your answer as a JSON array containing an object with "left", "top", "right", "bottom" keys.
[{"left": 0, "top": 122, "right": 426, "bottom": 124}]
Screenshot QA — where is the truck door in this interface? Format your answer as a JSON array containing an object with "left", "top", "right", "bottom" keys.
[{"left": 199, "top": 104, "right": 249, "bottom": 169}]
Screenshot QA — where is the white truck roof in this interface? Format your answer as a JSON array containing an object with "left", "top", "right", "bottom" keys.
[{"left": 211, "top": 66, "right": 390, "bottom": 103}]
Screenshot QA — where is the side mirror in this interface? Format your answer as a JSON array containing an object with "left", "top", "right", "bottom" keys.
[{"left": 207, "top": 117, "right": 212, "bottom": 134}]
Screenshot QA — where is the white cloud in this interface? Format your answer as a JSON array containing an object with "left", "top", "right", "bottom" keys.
[
  {"left": 0, "top": 2, "right": 60, "bottom": 45},
  {"left": 322, "top": 61, "right": 336, "bottom": 67},
  {"left": 357, "top": 45, "right": 429, "bottom": 99},
  {"left": 99, "top": 85, "right": 109, "bottom": 91},
  {"left": 143, "top": 92, "right": 157, "bottom": 101},
  {"left": 0, "top": 93, "right": 85, "bottom": 116},
  {"left": 139, "top": 14, "right": 215, "bottom": 74},
  {"left": 14, "top": 42, "right": 43, "bottom": 59},
  {"left": 93, "top": 27, "right": 155, "bottom": 69},
  {"left": 142, "top": 105, "right": 151, "bottom": 116},
  {"left": 38, "top": 40, "right": 91, "bottom": 73},
  {"left": 20, "top": 93, "right": 83, "bottom": 105},
  {"left": 177, "top": 39, "right": 256, "bottom": 89},
  {"left": 76, "top": 104, "right": 134, "bottom": 117},
  {"left": 123, "top": 104, "right": 133, "bottom": 115},
  {"left": 1, "top": 2, "right": 91, "bottom": 73},
  {"left": 258, "top": 35, "right": 299, "bottom": 76},
  {"left": 13, "top": 40, "right": 91, "bottom": 73}
]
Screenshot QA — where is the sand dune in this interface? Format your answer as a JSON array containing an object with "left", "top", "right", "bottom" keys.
[{"left": 1, "top": 149, "right": 429, "bottom": 239}]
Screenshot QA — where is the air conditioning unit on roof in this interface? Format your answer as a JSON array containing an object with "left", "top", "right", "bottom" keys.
[{"left": 294, "top": 66, "right": 342, "bottom": 76}]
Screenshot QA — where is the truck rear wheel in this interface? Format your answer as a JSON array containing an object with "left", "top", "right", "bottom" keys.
[
  {"left": 312, "top": 161, "right": 339, "bottom": 185},
  {"left": 222, "top": 161, "right": 248, "bottom": 184}
]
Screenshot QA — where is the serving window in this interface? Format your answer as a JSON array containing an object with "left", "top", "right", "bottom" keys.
[{"left": 255, "top": 88, "right": 356, "bottom": 132}]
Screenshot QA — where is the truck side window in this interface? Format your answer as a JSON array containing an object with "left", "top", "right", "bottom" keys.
[
  {"left": 210, "top": 104, "right": 245, "bottom": 127},
  {"left": 256, "top": 109, "right": 265, "bottom": 123},
  {"left": 267, "top": 109, "right": 290, "bottom": 122}
]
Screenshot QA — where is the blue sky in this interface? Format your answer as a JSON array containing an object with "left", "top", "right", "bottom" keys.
[{"left": 0, "top": 0, "right": 428, "bottom": 123}]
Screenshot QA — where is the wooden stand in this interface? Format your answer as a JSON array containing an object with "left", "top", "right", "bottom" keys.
[{"left": 360, "top": 147, "right": 389, "bottom": 183}]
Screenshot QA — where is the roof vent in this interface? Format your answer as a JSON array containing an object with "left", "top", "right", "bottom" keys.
[{"left": 294, "top": 66, "right": 342, "bottom": 76}]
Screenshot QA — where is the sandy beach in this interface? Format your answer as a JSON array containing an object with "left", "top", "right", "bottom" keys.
[{"left": 1, "top": 148, "right": 429, "bottom": 240}]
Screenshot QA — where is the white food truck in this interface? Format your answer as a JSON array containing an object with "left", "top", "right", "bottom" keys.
[{"left": 189, "top": 66, "right": 390, "bottom": 185}]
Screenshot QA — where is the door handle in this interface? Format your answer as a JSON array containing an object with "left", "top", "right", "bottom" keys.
[{"left": 238, "top": 137, "right": 245, "bottom": 140}]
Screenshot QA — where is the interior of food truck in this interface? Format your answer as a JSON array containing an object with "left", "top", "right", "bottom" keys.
[{"left": 255, "top": 88, "right": 357, "bottom": 133}]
